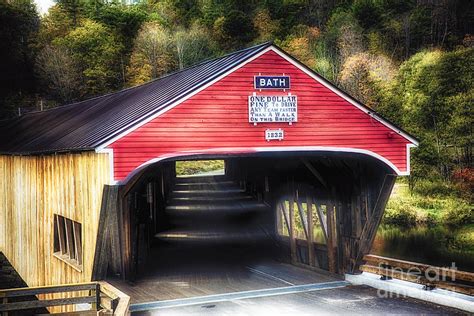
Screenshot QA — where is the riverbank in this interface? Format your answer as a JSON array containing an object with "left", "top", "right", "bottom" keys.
[{"left": 373, "top": 180, "right": 474, "bottom": 272}]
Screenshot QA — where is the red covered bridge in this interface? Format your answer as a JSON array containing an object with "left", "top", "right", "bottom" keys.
[{"left": 0, "top": 42, "right": 420, "bottom": 310}]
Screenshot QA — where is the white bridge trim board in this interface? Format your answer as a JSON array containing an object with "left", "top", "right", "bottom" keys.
[
  {"left": 115, "top": 146, "right": 409, "bottom": 185},
  {"left": 346, "top": 272, "right": 474, "bottom": 313}
]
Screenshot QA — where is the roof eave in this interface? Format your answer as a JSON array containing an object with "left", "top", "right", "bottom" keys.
[{"left": 0, "top": 147, "right": 95, "bottom": 156}]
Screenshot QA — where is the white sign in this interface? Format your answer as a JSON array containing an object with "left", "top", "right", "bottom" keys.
[
  {"left": 265, "top": 129, "right": 284, "bottom": 141},
  {"left": 248, "top": 95, "right": 297, "bottom": 123}
]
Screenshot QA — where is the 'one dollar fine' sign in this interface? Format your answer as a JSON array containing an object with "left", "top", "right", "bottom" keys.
[{"left": 248, "top": 95, "right": 298, "bottom": 123}]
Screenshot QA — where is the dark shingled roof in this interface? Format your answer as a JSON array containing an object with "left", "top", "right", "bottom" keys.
[{"left": 0, "top": 42, "right": 273, "bottom": 154}]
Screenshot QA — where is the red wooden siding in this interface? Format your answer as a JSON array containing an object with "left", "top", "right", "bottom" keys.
[{"left": 108, "top": 50, "right": 412, "bottom": 181}]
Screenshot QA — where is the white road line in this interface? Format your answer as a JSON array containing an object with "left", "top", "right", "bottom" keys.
[{"left": 246, "top": 266, "right": 295, "bottom": 286}]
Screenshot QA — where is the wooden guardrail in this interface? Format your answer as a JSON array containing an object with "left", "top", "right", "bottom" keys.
[
  {"left": 0, "top": 281, "right": 130, "bottom": 315},
  {"left": 362, "top": 254, "right": 474, "bottom": 296},
  {"left": 98, "top": 281, "right": 130, "bottom": 316}
]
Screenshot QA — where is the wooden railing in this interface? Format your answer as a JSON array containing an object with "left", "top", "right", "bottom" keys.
[
  {"left": 0, "top": 281, "right": 130, "bottom": 315},
  {"left": 98, "top": 281, "right": 130, "bottom": 315},
  {"left": 362, "top": 254, "right": 474, "bottom": 296}
]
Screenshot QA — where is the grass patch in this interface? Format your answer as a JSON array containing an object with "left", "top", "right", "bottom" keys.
[
  {"left": 175, "top": 160, "right": 225, "bottom": 176},
  {"left": 383, "top": 181, "right": 473, "bottom": 228},
  {"left": 452, "top": 224, "right": 474, "bottom": 252},
  {"left": 413, "top": 179, "right": 461, "bottom": 197},
  {"left": 442, "top": 204, "right": 474, "bottom": 227}
]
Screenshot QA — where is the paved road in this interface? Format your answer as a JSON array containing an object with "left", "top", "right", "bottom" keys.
[{"left": 132, "top": 285, "right": 466, "bottom": 315}]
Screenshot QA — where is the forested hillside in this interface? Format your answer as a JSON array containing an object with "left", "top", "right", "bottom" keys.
[{"left": 0, "top": 0, "right": 473, "bottom": 202}]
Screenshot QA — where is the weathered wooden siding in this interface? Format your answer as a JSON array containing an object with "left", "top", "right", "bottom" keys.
[
  {"left": 109, "top": 50, "right": 412, "bottom": 182},
  {"left": 0, "top": 152, "right": 110, "bottom": 289}
]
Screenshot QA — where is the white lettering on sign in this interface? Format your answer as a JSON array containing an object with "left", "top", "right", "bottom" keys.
[
  {"left": 260, "top": 78, "right": 286, "bottom": 87},
  {"left": 265, "top": 129, "right": 284, "bottom": 141},
  {"left": 248, "top": 95, "right": 297, "bottom": 123},
  {"left": 255, "top": 76, "right": 290, "bottom": 89}
]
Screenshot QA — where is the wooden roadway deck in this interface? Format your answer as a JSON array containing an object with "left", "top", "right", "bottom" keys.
[{"left": 108, "top": 242, "right": 339, "bottom": 303}]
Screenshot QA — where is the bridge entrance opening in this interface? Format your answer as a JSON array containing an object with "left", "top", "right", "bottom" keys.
[{"left": 102, "top": 152, "right": 395, "bottom": 303}]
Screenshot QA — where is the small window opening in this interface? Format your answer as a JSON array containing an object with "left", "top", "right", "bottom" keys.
[
  {"left": 54, "top": 214, "right": 83, "bottom": 271},
  {"left": 175, "top": 160, "right": 225, "bottom": 177}
]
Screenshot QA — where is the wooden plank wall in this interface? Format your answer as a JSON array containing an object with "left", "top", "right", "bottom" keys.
[{"left": 0, "top": 152, "right": 110, "bottom": 290}]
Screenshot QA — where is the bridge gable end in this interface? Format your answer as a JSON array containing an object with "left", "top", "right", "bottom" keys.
[{"left": 106, "top": 47, "right": 416, "bottom": 182}]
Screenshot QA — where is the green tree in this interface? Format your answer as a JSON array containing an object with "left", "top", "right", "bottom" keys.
[
  {"left": 84, "top": 4, "right": 147, "bottom": 85},
  {"left": 277, "top": 25, "right": 320, "bottom": 69},
  {"left": 312, "top": 8, "right": 365, "bottom": 84},
  {"left": 56, "top": 0, "right": 84, "bottom": 27},
  {"left": 393, "top": 48, "right": 474, "bottom": 181},
  {"left": 0, "top": 0, "right": 39, "bottom": 118},
  {"left": 352, "top": 0, "right": 382, "bottom": 29},
  {"left": 168, "top": 0, "right": 200, "bottom": 26},
  {"left": 198, "top": 0, "right": 222, "bottom": 28},
  {"left": 213, "top": 10, "right": 255, "bottom": 50},
  {"left": 55, "top": 19, "right": 123, "bottom": 96},
  {"left": 37, "top": 5, "right": 74, "bottom": 46},
  {"left": 447, "top": 90, "right": 473, "bottom": 168},
  {"left": 85, "top": 4, "right": 147, "bottom": 52}
]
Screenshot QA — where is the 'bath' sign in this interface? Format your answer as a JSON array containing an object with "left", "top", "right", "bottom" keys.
[
  {"left": 255, "top": 76, "right": 290, "bottom": 89},
  {"left": 248, "top": 95, "right": 298, "bottom": 124}
]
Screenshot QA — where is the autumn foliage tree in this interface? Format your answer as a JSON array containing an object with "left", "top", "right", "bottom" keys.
[
  {"left": 126, "top": 22, "right": 174, "bottom": 85},
  {"left": 339, "top": 52, "right": 397, "bottom": 108},
  {"left": 36, "top": 45, "right": 81, "bottom": 103},
  {"left": 174, "top": 23, "right": 216, "bottom": 70},
  {"left": 253, "top": 8, "right": 280, "bottom": 43}
]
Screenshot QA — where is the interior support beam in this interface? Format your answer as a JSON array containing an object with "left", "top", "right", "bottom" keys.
[
  {"left": 306, "top": 196, "right": 316, "bottom": 267},
  {"left": 301, "top": 159, "right": 327, "bottom": 188}
]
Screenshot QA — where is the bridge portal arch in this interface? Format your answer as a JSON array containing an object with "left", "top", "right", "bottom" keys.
[{"left": 94, "top": 149, "right": 396, "bottom": 281}]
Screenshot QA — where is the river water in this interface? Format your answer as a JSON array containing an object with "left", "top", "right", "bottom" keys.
[{"left": 372, "top": 224, "right": 474, "bottom": 272}]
